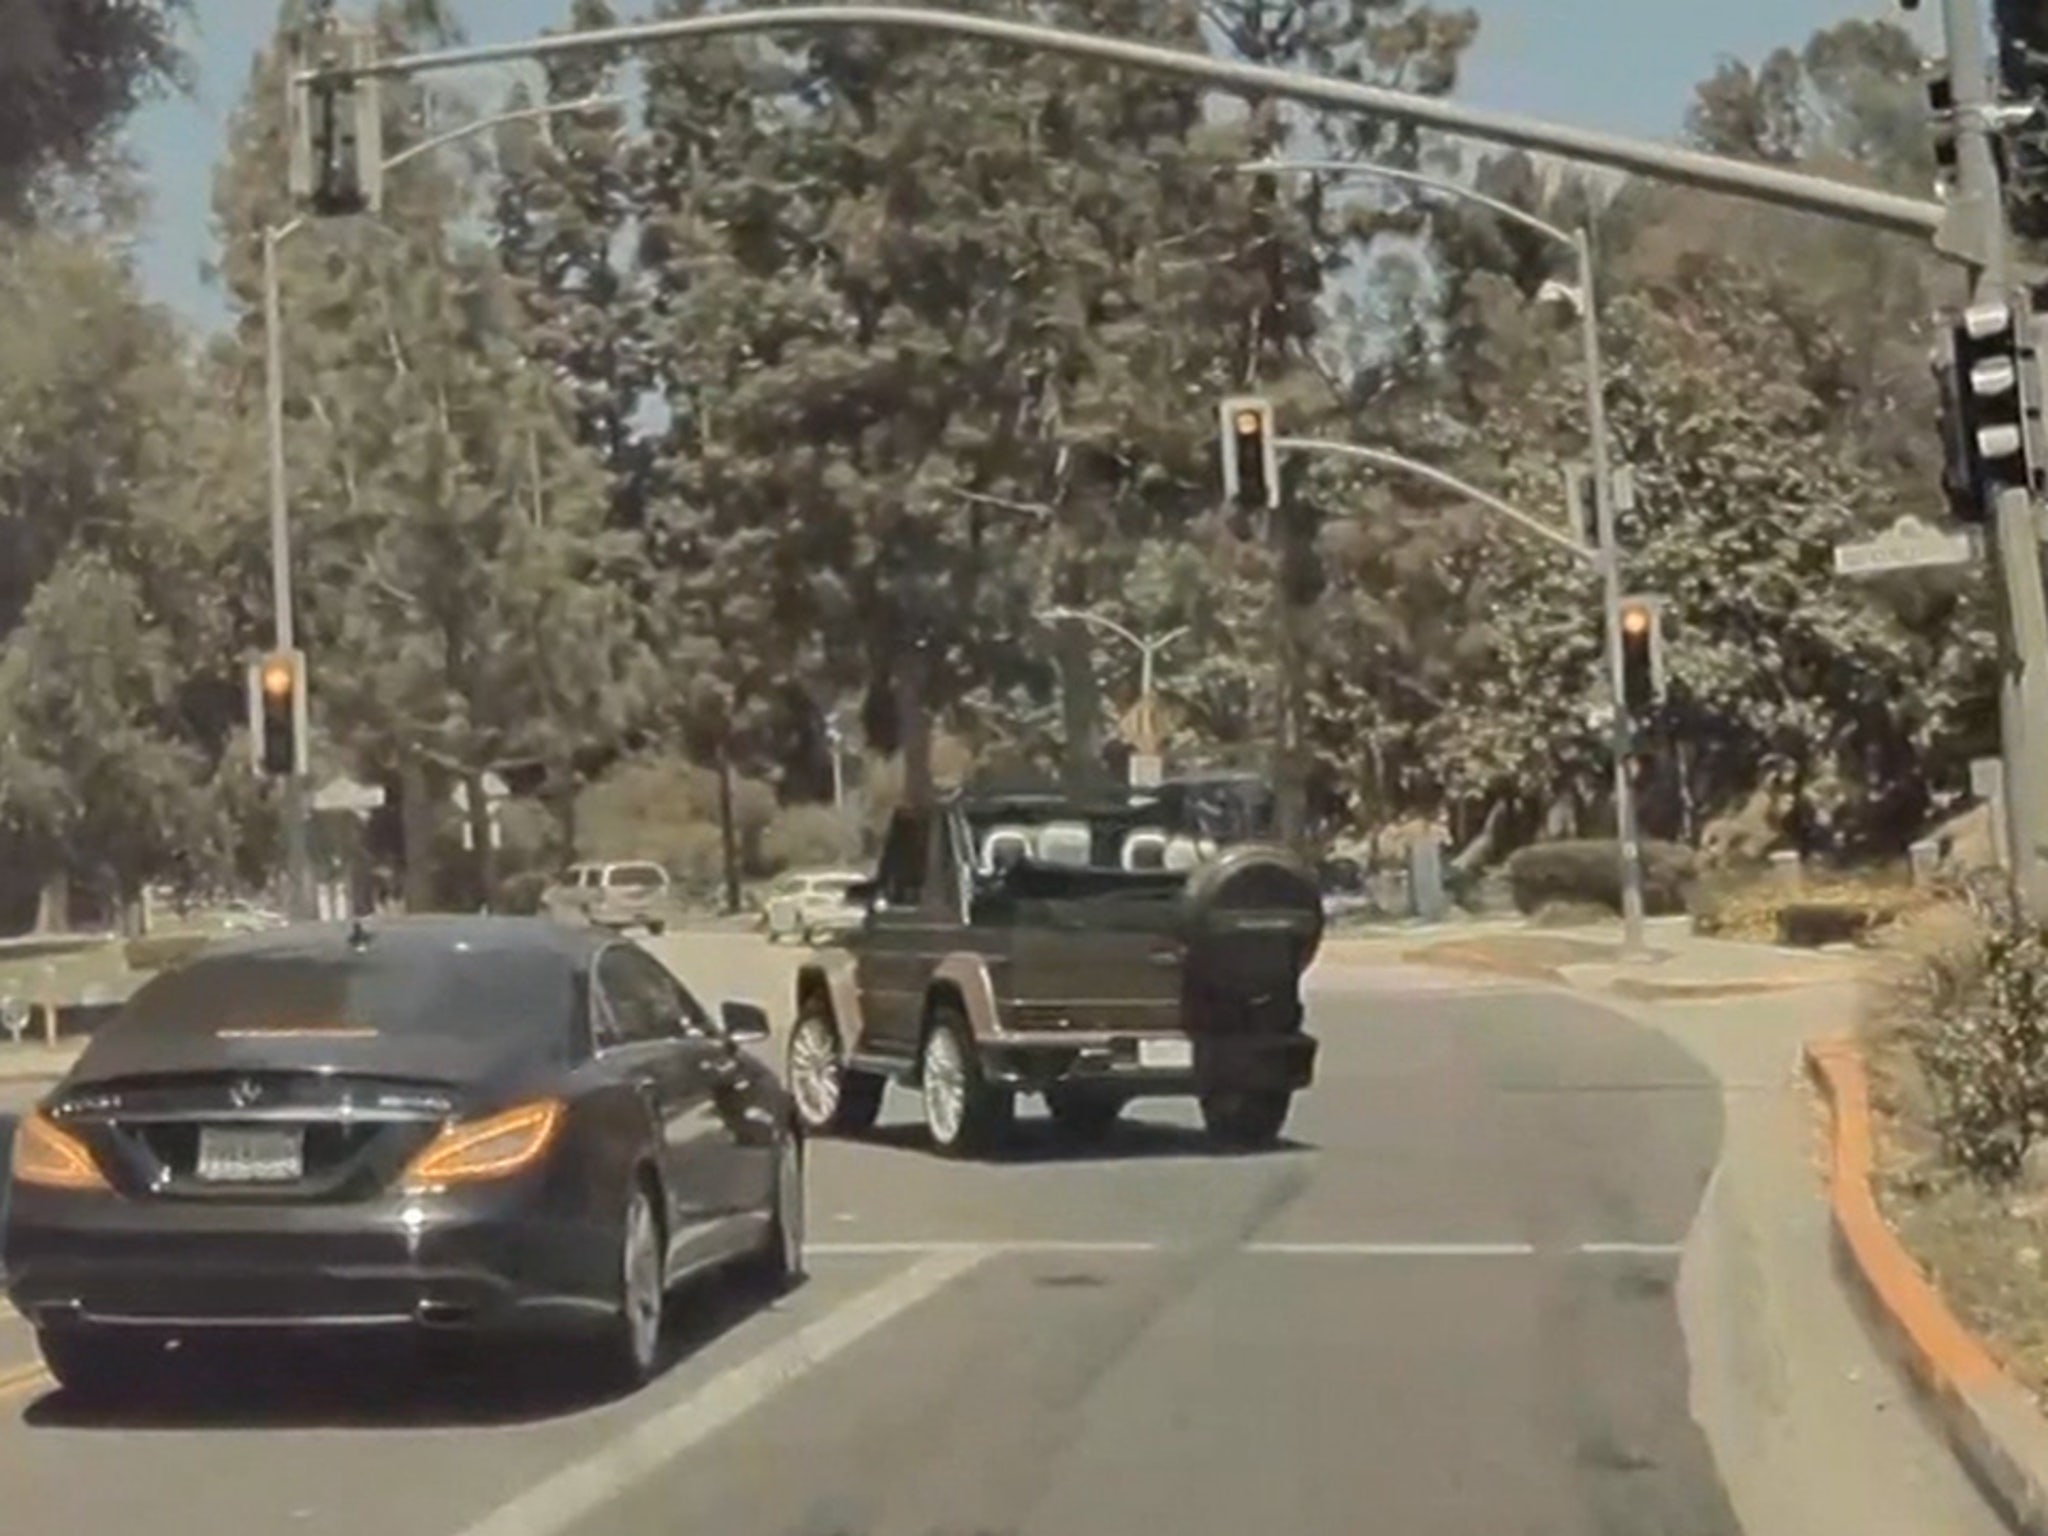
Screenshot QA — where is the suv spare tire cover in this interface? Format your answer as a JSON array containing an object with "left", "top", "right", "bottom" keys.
[{"left": 1178, "top": 844, "right": 1324, "bottom": 998}]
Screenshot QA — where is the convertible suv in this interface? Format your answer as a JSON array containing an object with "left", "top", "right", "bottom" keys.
[{"left": 786, "top": 789, "right": 1324, "bottom": 1156}]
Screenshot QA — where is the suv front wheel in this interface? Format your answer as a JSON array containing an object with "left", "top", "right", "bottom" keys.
[{"left": 787, "top": 1003, "right": 884, "bottom": 1136}]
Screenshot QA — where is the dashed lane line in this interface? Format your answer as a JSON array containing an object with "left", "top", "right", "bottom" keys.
[{"left": 809, "top": 1239, "right": 1685, "bottom": 1258}]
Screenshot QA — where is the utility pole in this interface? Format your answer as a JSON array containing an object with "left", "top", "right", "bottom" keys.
[
  {"left": 1574, "top": 225, "right": 1648, "bottom": 955},
  {"left": 1942, "top": 0, "right": 2048, "bottom": 918}
]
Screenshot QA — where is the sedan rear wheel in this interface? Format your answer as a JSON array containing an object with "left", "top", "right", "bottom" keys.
[
  {"left": 748, "top": 1129, "right": 807, "bottom": 1294},
  {"left": 592, "top": 1182, "right": 666, "bottom": 1393}
]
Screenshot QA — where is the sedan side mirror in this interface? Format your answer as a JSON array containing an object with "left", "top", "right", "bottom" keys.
[{"left": 720, "top": 999, "right": 772, "bottom": 1044}]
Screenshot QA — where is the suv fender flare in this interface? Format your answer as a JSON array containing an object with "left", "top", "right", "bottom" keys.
[
  {"left": 795, "top": 954, "right": 868, "bottom": 1047},
  {"left": 925, "top": 954, "right": 1002, "bottom": 1042}
]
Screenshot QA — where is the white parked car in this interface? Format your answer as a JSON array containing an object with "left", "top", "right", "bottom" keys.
[
  {"left": 542, "top": 860, "right": 674, "bottom": 935},
  {"left": 761, "top": 869, "right": 868, "bottom": 945}
]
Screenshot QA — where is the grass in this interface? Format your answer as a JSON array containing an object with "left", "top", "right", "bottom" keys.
[
  {"left": 1693, "top": 865, "right": 1932, "bottom": 944},
  {"left": 1858, "top": 901, "right": 2048, "bottom": 1408},
  {"left": 0, "top": 938, "right": 134, "bottom": 1006}
]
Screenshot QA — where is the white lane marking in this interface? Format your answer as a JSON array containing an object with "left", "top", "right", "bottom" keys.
[
  {"left": 1244, "top": 1241, "right": 1537, "bottom": 1257},
  {"left": 809, "top": 1239, "right": 1686, "bottom": 1259},
  {"left": 809, "top": 1240, "right": 1162, "bottom": 1256},
  {"left": 453, "top": 1246, "right": 987, "bottom": 1536}
]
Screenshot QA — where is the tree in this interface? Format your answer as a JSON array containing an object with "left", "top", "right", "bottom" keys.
[
  {"left": 206, "top": 1, "right": 646, "bottom": 907},
  {"left": 1996, "top": 0, "right": 2048, "bottom": 245},
  {"left": 0, "top": 554, "right": 214, "bottom": 928},
  {"left": 0, "top": 0, "right": 188, "bottom": 221}
]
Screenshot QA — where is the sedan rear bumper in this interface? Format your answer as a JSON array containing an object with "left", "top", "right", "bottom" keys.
[{"left": 2, "top": 1185, "right": 615, "bottom": 1336}]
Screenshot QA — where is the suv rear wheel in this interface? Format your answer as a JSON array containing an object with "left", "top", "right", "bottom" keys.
[
  {"left": 1044, "top": 1085, "right": 1125, "bottom": 1143},
  {"left": 920, "top": 1004, "right": 1012, "bottom": 1157},
  {"left": 1200, "top": 1088, "right": 1293, "bottom": 1149}
]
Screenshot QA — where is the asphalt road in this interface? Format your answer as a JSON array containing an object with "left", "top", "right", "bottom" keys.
[{"left": 0, "top": 939, "right": 2000, "bottom": 1536}]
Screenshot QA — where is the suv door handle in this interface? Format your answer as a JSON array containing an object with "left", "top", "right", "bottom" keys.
[{"left": 630, "top": 1071, "right": 660, "bottom": 1097}]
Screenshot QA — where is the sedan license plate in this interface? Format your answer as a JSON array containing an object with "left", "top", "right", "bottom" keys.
[
  {"left": 1137, "top": 1036, "right": 1194, "bottom": 1071},
  {"left": 196, "top": 1126, "right": 304, "bottom": 1183}
]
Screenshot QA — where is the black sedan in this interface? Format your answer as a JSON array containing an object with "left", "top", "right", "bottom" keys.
[{"left": 2, "top": 915, "right": 804, "bottom": 1399}]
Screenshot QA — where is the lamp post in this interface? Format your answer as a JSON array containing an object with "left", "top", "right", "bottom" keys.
[
  {"left": 1242, "top": 157, "right": 1646, "bottom": 957},
  {"left": 1042, "top": 606, "right": 1189, "bottom": 783},
  {"left": 262, "top": 94, "right": 618, "bottom": 919}
]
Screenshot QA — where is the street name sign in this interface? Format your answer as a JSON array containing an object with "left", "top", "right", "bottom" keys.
[
  {"left": 1833, "top": 515, "right": 1983, "bottom": 577},
  {"left": 313, "top": 777, "right": 386, "bottom": 814}
]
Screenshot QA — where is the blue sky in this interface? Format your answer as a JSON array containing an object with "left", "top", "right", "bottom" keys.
[{"left": 131, "top": 0, "right": 1922, "bottom": 331}]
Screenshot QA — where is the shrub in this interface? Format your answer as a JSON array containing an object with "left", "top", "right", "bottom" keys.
[
  {"left": 1693, "top": 867, "right": 1928, "bottom": 943},
  {"left": 764, "top": 804, "right": 863, "bottom": 872},
  {"left": 125, "top": 933, "right": 210, "bottom": 972},
  {"left": 1875, "top": 897, "right": 2048, "bottom": 1182},
  {"left": 1504, "top": 839, "right": 1695, "bottom": 917}
]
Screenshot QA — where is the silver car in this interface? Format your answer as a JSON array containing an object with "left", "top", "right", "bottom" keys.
[
  {"left": 761, "top": 869, "right": 867, "bottom": 945},
  {"left": 543, "top": 860, "right": 673, "bottom": 935}
]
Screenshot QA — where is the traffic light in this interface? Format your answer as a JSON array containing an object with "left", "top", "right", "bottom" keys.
[
  {"left": 1617, "top": 597, "right": 1664, "bottom": 716},
  {"left": 1219, "top": 396, "right": 1279, "bottom": 514},
  {"left": 248, "top": 651, "right": 308, "bottom": 778},
  {"left": 287, "top": 24, "right": 382, "bottom": 217},
  {"left": 1935, "top": 296, "right": 2038, "bottom": 520}
]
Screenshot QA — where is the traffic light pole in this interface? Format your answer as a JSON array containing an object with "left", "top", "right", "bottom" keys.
[
  {"left": 1575, "top": 226, "right": 1648, "bottom": 957},
  {"left": 263, "top": 224, "right": 316, "bottom": 924},
  {"left": 1945, "top": 0, "right": 2048, "bottom": 919}
]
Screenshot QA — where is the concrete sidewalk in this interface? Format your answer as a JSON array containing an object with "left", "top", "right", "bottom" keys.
[
  {"left": 1626, "top": 980, "right": 2005, "bottom": 1535},
  {"left": 1324, "top": 917, "right": 1870, "bottom": 1002}
]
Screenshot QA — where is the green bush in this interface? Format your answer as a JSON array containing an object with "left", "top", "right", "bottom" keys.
[
  {"left": 764, "top": 804, "right": 863, "bottom": 872},
  {"left": 1504, "top": 838, "right": 1696, "bottom": 917},
  {"left": 125, "top": 933, "right": 211, "bottom": 972},
  {"left": 1777, "top": 902, "right": 1876, "bottom": 948},
  {"left": 1882, "top": 900, "right": 2048, "bottom": 1182}
]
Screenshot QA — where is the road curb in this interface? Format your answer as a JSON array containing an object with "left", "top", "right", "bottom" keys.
[
  {"left": 1395, "top": 943, "right": 1566, "bottom": 986},
  {"left": 1805, "top": 1036, "right": 2048, "bottom": 1536},
  {"left": 1606, "top": 974, "right": 1845, "bottom": 1002}
]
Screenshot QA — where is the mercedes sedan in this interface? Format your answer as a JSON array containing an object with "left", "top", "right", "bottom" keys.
[{"left": 2, "top": 915, "right": 804, "bottom": 1400}]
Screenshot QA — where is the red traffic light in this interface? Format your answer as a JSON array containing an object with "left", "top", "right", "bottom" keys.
[
  {"left": 1233, "top": 409, "right": 1264, "bottom": 437},
  {"left": 1620, "top": 605, "right": 1652, "bottom": 638},
  {"left": 260, "top": 659, "right": 295, "bottom": 697}
]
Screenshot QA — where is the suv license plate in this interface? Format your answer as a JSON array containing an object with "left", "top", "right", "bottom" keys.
[
  {"left": 1137, "top": 1037, "right": 1194, "bottom": 1070},
  {"left": 196, "top": 1127, "right": 304, "bottom": 1183}
]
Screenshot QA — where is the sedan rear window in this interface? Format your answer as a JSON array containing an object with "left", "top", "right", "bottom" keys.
[{"left": 112, "top": 944, "right": 583, "bottom": 1049}]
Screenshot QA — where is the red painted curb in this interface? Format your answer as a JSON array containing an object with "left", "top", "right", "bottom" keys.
[{"left": 1805, "top": 1037, "right": 2048, "bottom": 1534}]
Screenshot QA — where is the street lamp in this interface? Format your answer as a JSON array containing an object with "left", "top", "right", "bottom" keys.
[
  {"left": 1042, "top": 606, "right": 1189, "bottom": 783},
  {"left": 1241, "top": 157, "right": 1648, "bottom": 958},
  {"left": 262, "top": 94, "right": 619, "bottom": 918}
]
